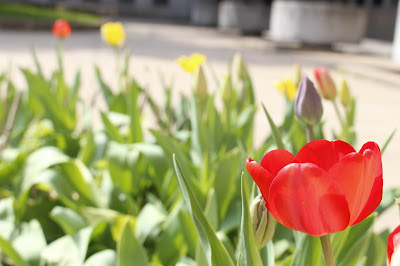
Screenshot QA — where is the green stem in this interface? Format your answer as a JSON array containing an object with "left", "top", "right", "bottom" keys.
[
  {"left": 306, "top": 124, "right": 315, "bottom": 142},
  {"left": 332, "top": 100, "right": 345, "bottom": 127},
  {"left": 320, "top": 234, "right": 335, "bottom": 266},
  {"left": 114, "top": 46, "right": 122, "bottom": 91}
]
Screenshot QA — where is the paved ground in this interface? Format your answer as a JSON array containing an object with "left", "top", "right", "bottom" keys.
[{"left": 1, "top": 19, "right": 399, "bottom": 232}]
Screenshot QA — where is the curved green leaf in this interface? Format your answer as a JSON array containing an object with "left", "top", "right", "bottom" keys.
[{"left": 173, "top": 155, "right": 234, "bottom": 266}]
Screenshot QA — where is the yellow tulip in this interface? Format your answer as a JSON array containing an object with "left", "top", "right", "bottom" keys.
[
  {"left": 177, "top": 53, "right": 206, "bottom": 73},
  {"left": 101, "top": 22, "right": 125, "bottom": 47},
  {"left": 274, "top": 78, "right": 297, "bottom": 100}
]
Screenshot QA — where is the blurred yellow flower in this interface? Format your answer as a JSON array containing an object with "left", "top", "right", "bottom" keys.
[
  {"left": 274, "top": 78, "right": 297, "bottom": 100},
  {"left": 177, "top": 53, "right": 206, "bottom": 73},
  {"left": 101, "top": 22, "right": 125, "bottom": 46}
]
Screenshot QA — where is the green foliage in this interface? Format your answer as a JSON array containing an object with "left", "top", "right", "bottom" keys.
[{"left": 0, "top": 48, "right": 390, "bottom": 266}]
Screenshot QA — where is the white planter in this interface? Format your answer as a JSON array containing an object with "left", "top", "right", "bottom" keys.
[
  {"left": 218, "top": 1, "right": 269, "bottom": 34},
  {"left": 190, "top": 0, "right": 218, "bottom": 26},
  {"left": 269, "top": 1, "right": 367, "bottom": 44}
]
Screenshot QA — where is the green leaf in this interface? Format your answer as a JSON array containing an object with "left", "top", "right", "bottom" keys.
[
  {"left": 335, "top": 214, "right": 376, "bottom": 266},
  {"left": 101, "top": 112, "right": 124, "bottom": 143},
  {"left": 173, "top": 155, "right": 234, "bottom": 266},
  {"left": 84, "top": 249, "right": 116, "bottom": 266},
  {"left": 261, "top": 103, "right": 285, "bottom": 149},
  {"left": 135, "top": 203, "right": 166, "bottom": 243},
  {"left": 50, "top": 206, "right": 88, "bottom": 235},
  {"left": 364, "top": 233, "right": 385, "bottom": 266},
  {"left": 13, "top": 220, "right": 46, "bottom": 266},
  {"left": 22, "top": 69, "right": 75, "bottom": 131},
  {"left": 59, "top": 159, "right": 105, "bottom": 207},
  {"left": 95, "top": 66, "right": 114, "bottom": 107},
  {"left": 381, "top": 128, "right": 396, "bottom": 154},
  {"left": 127, "top": 80, "right": 143, "bottom": 143},
  {"left": 30, "top": 46, "right": 43, "bottom": 78},
  {"left": 0, "top": 235, "right": 28, "bottom": 266},
  {"left": 152, "top": 130, "right": 205, "bottom": 205},
  {"left": 375, "top": 187, "right": 400, "bottom": 216},
  {"left": 260, "top": 242, "right": 275, "bottom": 266},
  {"left": 156, "top": 202, "right": 187, "bottom": 266},
  {"left": 117, "top": 217, "right": 149, "bottom": 266},
  {"left": 290, "top": 233, "right": 322, "bottom": 266},
  {"left": 204, "top": 188, "right": 219, "bottom": 231},
  {"left": 41, "top": 227, "right": 93, "bottom": 265},
  {"left": 237, "top": 174, "right": 263, "bottom": 266},
  {"left": 214, "top": 148, "right": 241, "bottom": 220},
  {"left": 190, "top": 92, "right": 205, "bottom": 159}
]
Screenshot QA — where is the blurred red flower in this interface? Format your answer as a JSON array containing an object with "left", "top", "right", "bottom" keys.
[
  {"left": 314, "top": 66, "right": 337, "bottom": 100},
  {"left": 388, "top": 225, "right": 400, "bottom": 265},
  {"left": 246, "top": 139, "right": 382, "bottom": 237},
  {"left": 52, "top": 19, "right": 71, "bottom": 39}
]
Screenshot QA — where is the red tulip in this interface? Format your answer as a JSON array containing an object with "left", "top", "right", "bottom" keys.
[
  {"left": 246, "top": 139, "right": 382, "bottom": 237},
  {"left": 388, "top": 225, "right": 400, "bottom": 265},
  {"left": 52, "top": 19, "right": 71, "bottom": 39},
  {"left": 314, "top": 66, "right": 337, "bottom": 100}
]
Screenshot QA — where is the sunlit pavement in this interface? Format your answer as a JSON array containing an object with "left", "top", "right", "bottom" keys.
[{"left": 1, "top": 18, "right": 399, "bottom": 232}]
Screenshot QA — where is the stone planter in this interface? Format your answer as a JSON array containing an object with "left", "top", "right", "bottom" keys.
[
  {"left": 269, "top": 1, "right": 367, "bottom": 44},
  {"left": 190, "top": 0, "right": 218, "bottom": 26},
  {"left": 218, "top": 1, "right": 269, "bottom": 34}
]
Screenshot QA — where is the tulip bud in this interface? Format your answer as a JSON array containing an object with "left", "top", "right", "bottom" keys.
[
  {"left": 101, "top": 22, "right": 126, "bottom": 47},
  {"left": 220, "top": 73, "right": 232, "bottom": 103},
  {"left": 295, "top": 75, "right": 323, "bottom": 126},
  {"left": 193, "top": 65, "right": 207, "bottom": 102},
  {"left": 232, "top": 52, "right": 249, "bottom": 82},
  {"left": 338, "top": 79, "right": 352, "bottom": 107},
  {"left": 314, "top": 67, "right": 337, "bottom": 100},
  {"left": 293, "top": 63, "right": 302, "bottom": 87},
  {"left": 250, "top": 195, "right": 275, "bottom": 250},
  {"left": 388, "top": 225, "right": 400, "bottom": 266},
  {"left": 52, "top": 19, "right": 71, "bottom": 39}
]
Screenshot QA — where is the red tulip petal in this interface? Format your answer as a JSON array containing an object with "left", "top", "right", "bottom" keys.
[
  {"left": 351, "top": 142, "right": 383, "bottom": 225},
  {"left": 260, "top": 149, "right": 295, "bottom": 177},
  {"left": 246, "top": 157, "right": 274, "bottom": 203},
  {"left": 352, "top": 175, "right": 382, "bottom": 225},
  {"left": 388, "top": 225, "right": 400, "bottom": 265},
  {"left": 329, "top": 142, "right": 382, "bottom": 225},
  {"left": 268, "top": 163, "right": 350, "bottom": 236},
  {"left": 295, "top": 139, "right": 356, "bottom": 171}
]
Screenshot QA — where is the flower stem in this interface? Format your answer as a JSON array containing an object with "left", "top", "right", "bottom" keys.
[
  {"left": 306, "top": 124, "right": 315, "bottom": 142},
  {"left": 320, "top": 234, "right": 335, "bottom": 266},
  {"left": 332, "top": 100, "right": 345, "bottom": 127}
]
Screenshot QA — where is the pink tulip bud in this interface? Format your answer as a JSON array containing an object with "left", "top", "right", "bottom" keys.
[{"left": 314, "top": 67, "right": 337, "bottom": 100}]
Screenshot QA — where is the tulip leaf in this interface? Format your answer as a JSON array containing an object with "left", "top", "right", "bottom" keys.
[
  {"left": 95, "top": 66, "right": 114, "bottom": 107},
  {"left": 12, "top": 220, "right": 47, "bottom": 265},
  {"left": 237, "top": 174, "right": 263, "bottom": 266},
  {"left": 0, "top": 235, "right": 28, "bottom": 266},
  {"left": 335, "top": 214, "right": 375, "bottom": 266},
  {"left": 290, "top": 233, "right": 322, "bottom": 266},
  {"left": 101, "top": 112, "right": 124, "bottom": 143},
  {"left": 173, "top": 155, "right": 234, "bottom": 266},
  {"left": 364, "top": 233, "right": 386, "bottom": 266},
  {"left": 260, "top": 242, "right": 275, "bottom": 266},
  {"left": 381, "top": 128, "right": 396, "bottom": 154},
  {"left": 117, "top": 217, "right": 149, "bottom": 266},
  {"left": 50, "top": 206, "right": 88, "bottom": 235},
  {"left": 41, "top": 227, "right": 93, "bottom": 265},
  {"left": 261, "top": 103, "right": 285, "bottom": 149},
  {"left": 84, "top": 249, "right": 116, "bottom": 266},
  {"left": 127, "top": 80, "right": 143, "bottom": 143},
  {"left": 376, "top": 187, "right": 400, "bottom": 216}
]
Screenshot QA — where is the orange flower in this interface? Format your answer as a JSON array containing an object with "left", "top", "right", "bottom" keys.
[{"left": 52, "top": 19, "right": 71, "bottom": 39}]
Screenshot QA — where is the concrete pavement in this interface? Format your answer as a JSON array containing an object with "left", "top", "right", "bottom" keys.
[{"left": 0, "top": 19, "right": 399, "bottom": 232}]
